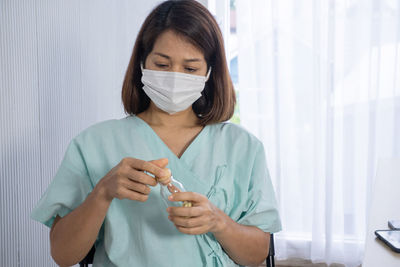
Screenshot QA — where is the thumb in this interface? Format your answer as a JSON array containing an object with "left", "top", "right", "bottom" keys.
[
  {"left": 149, "top": 158, "right": 169, "bottom": 168},
  {"left": 149, "top": 158, "right": 170, "bottom": 184}
]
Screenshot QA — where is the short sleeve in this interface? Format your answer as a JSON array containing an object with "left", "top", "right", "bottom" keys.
[
  {"left": 31, "top": 138, "right": 93, "bottom": 228},
  {"left": 237, "top": 142, "right": 282, "bottom": 233}
]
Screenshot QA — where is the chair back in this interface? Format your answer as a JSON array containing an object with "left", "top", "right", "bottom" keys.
[
  {"left": 79, "top": 245, "right": 95, "bottom": 267},
  {"left": 266, "top": 233, "right": 275, "bottom": 267}
]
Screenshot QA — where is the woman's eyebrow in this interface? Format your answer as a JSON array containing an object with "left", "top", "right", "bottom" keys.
[
  {"left": 184, "top": 58, "right": 201, "bottom": 62},
  {"left": 153, "top": 52, "right": 202, "bottom": 62},
  {"left": 154, "top": 52, "right": 170, "bottom": 59}
]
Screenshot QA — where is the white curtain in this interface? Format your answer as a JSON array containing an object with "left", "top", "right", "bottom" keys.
[{"left": 236, "top": 0, "right": 400, "bottom": 266}]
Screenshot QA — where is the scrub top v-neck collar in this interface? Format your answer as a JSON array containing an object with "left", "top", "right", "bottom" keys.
[{"left": 132, "top": 115, "right": 209, "bottom": 163}]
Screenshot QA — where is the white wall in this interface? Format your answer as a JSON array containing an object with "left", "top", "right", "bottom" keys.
[{"left": 0, "top": 0, "right": 160, "bottom": 265}]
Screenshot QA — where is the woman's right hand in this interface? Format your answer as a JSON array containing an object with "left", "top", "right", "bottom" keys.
[
  {"left": 50, "top": 157, "right": 169, "bottom": 266},
  {"left": 95, "top": 157, "right": 170, "bottom": 203}
]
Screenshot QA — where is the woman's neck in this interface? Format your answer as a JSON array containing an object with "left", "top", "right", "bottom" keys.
[{"left": 138, "top": 102, "right": 200, "bottom": 128}]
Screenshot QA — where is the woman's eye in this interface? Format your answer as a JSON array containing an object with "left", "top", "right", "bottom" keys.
[
  {"left": 155, "top": 63, "right": 168, "bottom": 68},
  {"left": 185, "top": 67, "right": 197, "bottom": 73}
]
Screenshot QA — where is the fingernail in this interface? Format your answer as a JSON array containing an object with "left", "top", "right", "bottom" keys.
[{"left": 168, "top": 195, "right": 173, "bottom": 200}]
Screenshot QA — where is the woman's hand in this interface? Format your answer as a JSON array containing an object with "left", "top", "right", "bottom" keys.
[
  {"left": 167, "top": 191, "right": 270, "bottom": 265},
  {"left": 95, "top": 157, "right": 169, "bottom": 203},
  {"left": 166, "top": 192, "right": 226, "bottom": 235}
]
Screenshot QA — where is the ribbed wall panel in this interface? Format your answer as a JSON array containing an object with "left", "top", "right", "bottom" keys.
[
  {"left": 1, "top": 1, "right": 42, "bottom": 266},
  {"left": 0, "top": 0, "right": 160, "bottom": 266}
]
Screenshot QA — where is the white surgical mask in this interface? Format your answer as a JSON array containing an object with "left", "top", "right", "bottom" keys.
[{"left": 141, "top": 65, "right": 211, "bottom": 114}]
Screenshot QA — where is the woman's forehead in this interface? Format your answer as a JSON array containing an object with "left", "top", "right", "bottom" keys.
[{"left": 150, "top": 30, "right": 205, "bottom": 61}]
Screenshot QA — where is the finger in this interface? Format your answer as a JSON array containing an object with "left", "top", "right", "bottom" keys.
[
  {"left": 125, "top": 169, "right": 157, "bottom": 186},
  {"left": 121, "top": 157, "right": 168, "bottom": 179},
  {"left": 169, "top": 215, "right": 206, "bottom": 228},
  {"left": 169, "top": 192, "right": 206, "bottom": 203},
  {"left": 148, "top": 159, "right": 170, "bottom": 184},
  {"left": 137, "top": 159, "right": 169, "bottom": 178},
  {"left": 167, "top": 206, "right": 203, "bottom": 217},
  {"left": 117, "top": 187, "right": 149, "bottom": 202},
  {"left": 175, "top": 225, "right": 208, "bottom": 235},
  {"left": 122, "top": 179, "right": 151, "bottom": 195},
  {"left": 149, "top": 158, "right": 169, "bottom": 168},
  {"left": 157, "top": 168, "right": 172, "bottom": 185}
]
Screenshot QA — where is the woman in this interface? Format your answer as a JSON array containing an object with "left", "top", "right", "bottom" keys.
[{"left": 31, "top": 1, "right": 281, "bottom": 266}]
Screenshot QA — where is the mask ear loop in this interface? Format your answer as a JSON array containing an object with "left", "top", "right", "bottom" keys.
[
  {"left": 205, "top": 67, "right": 212, "bottom": 82},
  {"left": 197, "top": 67, "right": 212, "bottom": 118},
  {"left": 140, "top": 62, "right": 144, "bottom": 71}
]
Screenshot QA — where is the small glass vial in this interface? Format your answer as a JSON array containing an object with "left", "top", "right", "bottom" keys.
[{"left": 158, "top": 169, "right": 192, "bottom": 208}]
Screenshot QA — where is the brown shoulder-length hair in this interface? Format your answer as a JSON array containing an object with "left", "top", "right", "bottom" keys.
[{"left": 121, "top": 0, "right": 235, "bottom": 125}]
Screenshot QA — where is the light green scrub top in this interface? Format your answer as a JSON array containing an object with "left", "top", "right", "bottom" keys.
[{"left": 31, "top": 115, "right": 281, "bottom": 267}]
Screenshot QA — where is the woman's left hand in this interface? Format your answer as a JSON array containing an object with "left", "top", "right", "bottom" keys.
[{"left": 166, "top": 192, "right": 226, "bottom": 235}]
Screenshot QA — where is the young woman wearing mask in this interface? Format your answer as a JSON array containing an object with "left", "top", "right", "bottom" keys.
[{"left": 31, "top": 1, "right": 281, "bottom": 266}]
